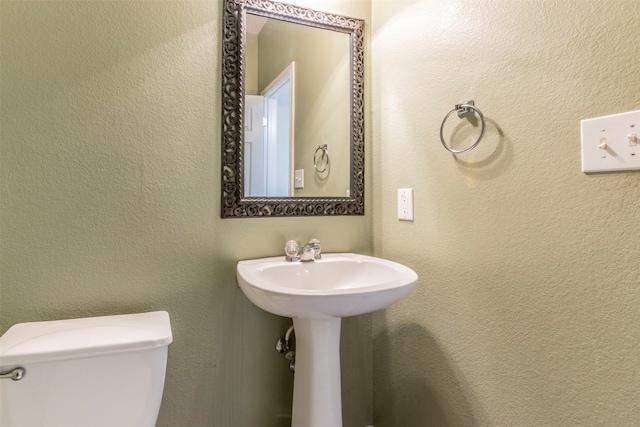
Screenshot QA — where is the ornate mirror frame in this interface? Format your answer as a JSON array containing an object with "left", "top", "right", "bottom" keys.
[{"left": 221, "top": 0, "right": 365, "bottom": 217}]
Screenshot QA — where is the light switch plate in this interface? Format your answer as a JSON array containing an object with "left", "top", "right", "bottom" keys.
[
  {"left": 397, "top": 188, "right": 414, "bottom": 221},
  {"left": 581, "top": 110, "right": 640, "bottom": 173}
]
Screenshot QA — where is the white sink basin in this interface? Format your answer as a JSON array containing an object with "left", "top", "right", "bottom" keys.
[
  {"left": 237, "top": 253, "right": 418, "bottom": 319},
  {"left": 237, "top": 252, "right": 417, "bottom": 427}
]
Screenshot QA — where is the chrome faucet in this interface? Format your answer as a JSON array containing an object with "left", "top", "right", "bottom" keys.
[
  {"left": 299, "top": 242, "right": 319, "bottom": 262},
  {"left": 284, "top": 239, "right": 322, "bottom": 262}
]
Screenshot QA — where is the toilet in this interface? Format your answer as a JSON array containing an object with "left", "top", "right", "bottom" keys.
[{"left": 0, "top": 311, "right": 172, "bottom": 427}]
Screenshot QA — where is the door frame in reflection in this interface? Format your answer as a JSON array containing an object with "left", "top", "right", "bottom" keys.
[{"left": 244, "top": 62, "right": 295, "bottom": 197}]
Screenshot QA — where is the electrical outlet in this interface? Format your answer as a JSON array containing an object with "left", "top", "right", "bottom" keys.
[
  {"left": 397, "top": 188, "right": 414, "bottom": 221},
  {"left": 294, "top": 169, "right": 304, "bottom": 189}
]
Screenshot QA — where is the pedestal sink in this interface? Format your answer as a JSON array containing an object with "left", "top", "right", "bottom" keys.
[{"left": 237, "top": 253, "right": 418, "bottom": 427}]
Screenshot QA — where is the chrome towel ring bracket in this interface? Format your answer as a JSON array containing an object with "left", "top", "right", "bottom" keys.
[
  {"left": 440, "top": 100, "right": 486, "bottom": 154},
  {"left": 314, "top": 144, "right": 330, "bottom": 173}
]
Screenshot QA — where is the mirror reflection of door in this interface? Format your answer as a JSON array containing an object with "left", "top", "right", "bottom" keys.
[
  {"left": 262, "top": 64, "right": 294, "bottom": 197},
  {"left": 244, "top": 95, "right": 265, "bottom": 196},
  {"left": 244, "top": 63, "right": 295, "bottom": 197}
]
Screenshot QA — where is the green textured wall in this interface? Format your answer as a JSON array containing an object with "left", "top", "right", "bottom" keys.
[
  {"left": 0, "top": 1, "right": 372, "bottom": 426},
  {"left": 371, "top": 0, "right": 640, "bottom": 426}
]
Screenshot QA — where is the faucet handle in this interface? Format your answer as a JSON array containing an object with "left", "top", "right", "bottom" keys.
[
  {"left": 308, "top": 239, "right": 322, "bottom": 260},
  {"left": 284, "top": 240, "right": 300, "bottom": 262}
]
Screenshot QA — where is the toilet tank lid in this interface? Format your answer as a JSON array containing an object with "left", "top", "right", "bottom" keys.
[{"left": 0, "top": 311, "right": 172, "bottom": 366}]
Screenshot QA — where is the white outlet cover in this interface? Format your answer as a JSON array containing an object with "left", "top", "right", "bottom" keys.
[
  {"left": 397, "top": 188, "right": 414, "bottom": 221},
  {"left": 294, "top": 169, "right": 304, "bottom": 189},
  {"left": 581, "top": 110, "right": 640, "bottom": 173}
]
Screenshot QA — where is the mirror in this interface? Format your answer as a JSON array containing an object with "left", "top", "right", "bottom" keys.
[{"left": 222, "top": 0, "right": 365, "bottom": 217}]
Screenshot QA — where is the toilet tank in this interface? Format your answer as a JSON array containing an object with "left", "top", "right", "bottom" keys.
[{"left": 0, "top": 311, "right": 172, "bottom": 427}]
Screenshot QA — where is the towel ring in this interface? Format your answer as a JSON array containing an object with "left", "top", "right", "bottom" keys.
[
  {"left": 314, "top": 144, "right": 329, "bottom": 173},
  {"left": 440, "top": 100, "right": 486, "bottom": 154}
]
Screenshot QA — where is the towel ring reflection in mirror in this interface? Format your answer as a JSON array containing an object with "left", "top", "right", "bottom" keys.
[
  {"left": 314, "top": 144, "right": 330, "bottom": 173},
  {"left": 440, "top": 100, "right": 486, "bottom": 154}
]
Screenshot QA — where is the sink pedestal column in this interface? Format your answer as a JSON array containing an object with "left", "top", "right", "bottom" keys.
[{"left": 291, "top": 317, "right": 342, "bottom": 427}]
